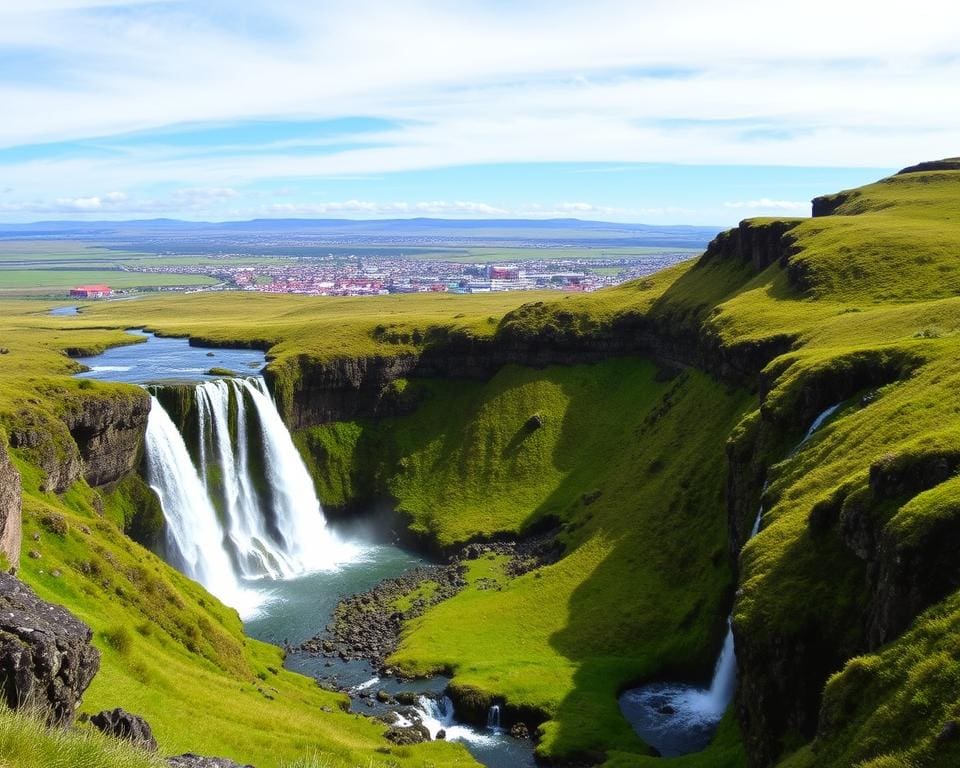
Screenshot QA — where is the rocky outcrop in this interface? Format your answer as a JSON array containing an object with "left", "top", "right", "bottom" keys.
[
  {"left": 8, "top": 389, "right": 150, "bottom": 493},
  {"left": 896, "top": 158, "right": 960, "bottom": 175},
  {"left": 63, "top": 391, "right": 151, "bottom": 487},
  {"left": 0, "top": 435, "right": 21, "bottom": 571},
  {"left": 167, "top": 756, "right": 255, "bottom": 768},
  {"left": 91, "top": 707, "right": 158, "bottom": 751},
  {"left": 8, "top": 416, "right": 82, "bottom": 494},
  {"left": 0, "top": 572, "right": 100, "bottom": 725},
  {"left": 700, "top": 218, "right": 802, "bottom": 272}
]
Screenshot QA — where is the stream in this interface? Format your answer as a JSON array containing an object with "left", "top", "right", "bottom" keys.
[{"left": 74, "top": 330, "right": 535, "bottom": 768}]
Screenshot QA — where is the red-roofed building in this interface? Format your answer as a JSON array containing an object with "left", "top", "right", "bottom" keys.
[{"left": 69, "top": 284, "right": 112, "bottom": 299}]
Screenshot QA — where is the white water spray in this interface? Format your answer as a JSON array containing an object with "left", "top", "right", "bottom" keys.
[
  {"left": 487, "top": 704, "right": 502, "bottom": 731},
  {"left": 144, "top": 377, "right": 359, "bottom": 617},
  {"left": 414, "top": 696, "right": 498, "bottom": 746}
]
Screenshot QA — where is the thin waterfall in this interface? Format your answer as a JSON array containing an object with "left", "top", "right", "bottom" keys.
[
  {"left": 620, "top": 401, "right": 843, "bottom": 756},
  {"left": 487, "top": 704, "right": 501, "bottom": 730},
  {"left": 143, "top": 376, "right": 358, "bottom": 616}
]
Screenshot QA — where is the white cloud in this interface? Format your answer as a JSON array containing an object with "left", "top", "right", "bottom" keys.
[
  {"left": 0, "top": 0, "right": 959, "bottom": 216},
  {"left": 724, "top": 199, "right": 809, "bottom": 211}
]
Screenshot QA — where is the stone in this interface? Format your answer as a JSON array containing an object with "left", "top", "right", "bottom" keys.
[
  {"left": 526, "top": 413, "right": 544, "bottom": 430},
  {"left": 90, "top": 707, "right": 158, "bottom": 751},
  {"left": 0, "top": 436, "right": 21, "bottom": 571},
  {"left": 384, "top": 723, "right": 430, "bottom": 745},
  {"left": 0, "top": 572, "right": 100, "bottom": 726},
  {"left": 375, "top": 689, "right": 393, "bottom": 703},
  {"left": 510, "top": 722, "right": 530, "bottom": 739},
  {"left": 436, "top": 728, "right": 446, "bottom": 740},
  {"left": 936, "top": 719, "right": 959, "bottom": 744},
  {"left": 167, "top": 755, "right": 255, "bottom": 768}
]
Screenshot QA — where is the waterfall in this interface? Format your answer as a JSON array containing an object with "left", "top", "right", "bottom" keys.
[
  {"left": 620, "top": 401, "right": 844, "bottom": 756},
  {"left": 487, "top": 704, "right": 501, "bottom": 731},
  {"left": 144, "top": 377, "right": 357, "bottom": 617},
  {"left": 412, "top": 696, "right": 497, "bottom": 745}
]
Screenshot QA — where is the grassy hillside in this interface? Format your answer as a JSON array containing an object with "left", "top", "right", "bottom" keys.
[
  {"left": 0, "top": 306, "right": 478, "bottom": 767},
  {"left": 301, "top": 359, "right": 749, "bottom": 763},
  {"left": 6, "top": 162, "right": 960, "bottom": 768}
]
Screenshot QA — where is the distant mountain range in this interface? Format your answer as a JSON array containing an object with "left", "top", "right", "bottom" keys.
[{"left": 0, "top": 217, "right": 721, "bottom": 249}]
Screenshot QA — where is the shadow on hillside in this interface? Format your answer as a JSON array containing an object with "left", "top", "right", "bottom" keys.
[{"left": 532, "top": 368, "right": 749, "bottom": 759}]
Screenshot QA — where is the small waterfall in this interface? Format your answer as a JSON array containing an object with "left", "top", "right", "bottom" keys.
[
  {"left": 144, "top": 377, "right": 357, "bottom": 616},
  {"left": 620, "top": 402, "right": 844, "bottom": 756},
  {"left": 412, "top": 696, "right": 497, "bottom": 745},
  {"left": 487, "top": 704, "right": 501, "bottom": 731}
]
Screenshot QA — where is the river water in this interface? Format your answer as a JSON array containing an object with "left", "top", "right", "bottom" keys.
[{"left": 75, "top": 330, "right": 534, "bottom": 768}]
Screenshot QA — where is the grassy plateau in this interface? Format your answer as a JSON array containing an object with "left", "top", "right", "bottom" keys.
[{"left": 4, "top": 161, "right": 960, "bottom": 767}]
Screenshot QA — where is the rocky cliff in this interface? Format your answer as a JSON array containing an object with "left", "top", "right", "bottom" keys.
[
  {"left": 8, "top": 388, "right": 150, "bottom": 493},
  {"left": 0, "top": 434, "right": 21, "bottom": 572},
  {"left": 0, "top": 571, "right": 100, "bottom": 725}
]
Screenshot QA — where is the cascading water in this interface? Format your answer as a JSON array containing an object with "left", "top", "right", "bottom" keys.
[
  {"left": 144, "top": 376, "right": 359, "bottom": 617},
  {"left": 620, "top": 402, "right": 844, "bottom": 756},
  {"left": 409, "top": 696, "right": 498, "bottom": 745},
  {"left": 487, "top": 704, "right": 502, "bottom": 731}
]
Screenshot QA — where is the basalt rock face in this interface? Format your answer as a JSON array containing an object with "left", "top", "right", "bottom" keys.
[
  {"left": 896, "top": 158, "right": 960, "bottom": 175},
  {"left": 8, "top": 390, "right": 150, "bottom": 493},
  {"left": 0, "top": 572, "right": 100, "bottom": 726},
  {"left": 270, "top": 352, "right": 420, "bottom": 431},
  {"left": 167, "top": 755, "right": 255, "bottom": 768},
  {"left": 0, "top": 435, "right": 21, "bottom": 571},
  {"left": 274, "top": 222, "right": 805, "bottom": 431},
  {"left": 91, "top": 707, "right": 158, "bottom": 751},
  {"left": 63, "top": 391, "right": 151, "bottom": 488}
]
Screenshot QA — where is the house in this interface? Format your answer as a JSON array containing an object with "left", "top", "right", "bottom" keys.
[{"left": 69, "top": 284, "right": 112, "bottom": 299}]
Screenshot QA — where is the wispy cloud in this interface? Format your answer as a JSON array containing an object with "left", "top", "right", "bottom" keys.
[
  {"left": 0, "top": 1, "right": 957, "bottom": 220},
  {"left": 724, "top": 199, "right": 809, "bottom": 211}
]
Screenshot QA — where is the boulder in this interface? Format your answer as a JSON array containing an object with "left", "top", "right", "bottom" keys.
[
  {"left": 90, "top": 707, "right": 157, "bottom": 751},
  {"left": 510, "top": 722, "right": 530, "bottom": 739},
  {"left": 384, "top": 723, "right": 430, "bottom": 744},
  {"left": 167, "top": 756, "right": 255, "bottom": 768},
  {"left": 0, "top": 435, "right": 21, "bottom": 571},
  {"left": 0, "top": 572, "right": 99, "bottom": 725}
]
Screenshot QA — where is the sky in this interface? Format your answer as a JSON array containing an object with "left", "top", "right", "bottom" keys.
[{"left": 0, "top": 0, "right": 958, "bottom": 225}]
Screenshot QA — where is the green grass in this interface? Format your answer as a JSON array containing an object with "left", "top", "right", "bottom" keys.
[
  {"left": 12, "top": 462, "right": 476, "bottom": 768},
  {"left": 0, "top": 270, "right": 219, "bottom": 294},
  {"left": 8, "top": 162, "right": 960, "bottom": 767},
  {"left": 0, "top": 704, "right": 165, "bottom": 768},
  {"left": 303, "top": 360, "right": 749, "bottom": 761}
]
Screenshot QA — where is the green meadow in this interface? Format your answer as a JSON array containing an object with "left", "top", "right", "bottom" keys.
[{"left": 4, "top": 163, "right": 960, "bottom": 767}]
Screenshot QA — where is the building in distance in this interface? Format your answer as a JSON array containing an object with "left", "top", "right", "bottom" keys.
[{"left": 69, "top": 284, "right": 112, "bottom": 299}]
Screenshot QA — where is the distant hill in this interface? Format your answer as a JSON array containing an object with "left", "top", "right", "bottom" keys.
[{"left": 0, "top": 217, "right": 722, "bottom": 249}]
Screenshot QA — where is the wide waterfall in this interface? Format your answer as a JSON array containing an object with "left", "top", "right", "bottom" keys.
[{"left": 144, "top": 376, "right": 358, "bottom": 617}]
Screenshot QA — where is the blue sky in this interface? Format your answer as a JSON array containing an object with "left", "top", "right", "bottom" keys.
[{"left": 0, "top": 1, "right": 957, "bottom": 224}]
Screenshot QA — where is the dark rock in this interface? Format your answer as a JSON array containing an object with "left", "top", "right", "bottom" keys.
[
  {"left": 384, "top": 723, "right": 430, "bottom": 744},
  {"left": 0, "top": 572, "right": 100, "bottom": 726},
  {"left": 897, "top": 158, "right": 960, "bottom": 175},
  {"left": 936, "top": 719, "right": 959, "bottom": 744},
  {"left": 525, "top": 413, "right": 544, "bottom": 430},
  {"left": 376, "top": 689, "right": 393, "bottom": 704},
  {"left": 90, "top": 707, "right": 157, "bottom": 751},
  {"left": 436, "top": 728, "right": 446, "bottom": 740},
  {"left": 395, "top": 691, "right": 419, "bottom": 705},
  {"left": 510, "top": 722, "right": 530, "bottom": 739},
  {"left": 167, "top": 755, "right": 255, "bottom": 768}
]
